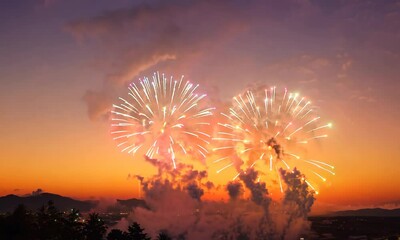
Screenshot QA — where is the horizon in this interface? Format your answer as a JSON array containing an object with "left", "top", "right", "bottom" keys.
[{"left": 2, "top": 188, "right": 400, "bottom": 216}]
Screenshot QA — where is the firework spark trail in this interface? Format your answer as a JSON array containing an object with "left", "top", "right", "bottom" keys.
[
  {"left": 111, "top": 73, "right": 214, "bottom": 168},
  {"left": 213, "top": 87, "right": 334, "bottom": 193}
]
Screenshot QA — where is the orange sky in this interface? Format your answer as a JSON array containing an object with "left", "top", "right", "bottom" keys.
[
  {"left": 1, "top": 90, "right": 399, "bottom": 213},
  {"left": 0, "top": 0, "right": 400, "bottom": 214}
]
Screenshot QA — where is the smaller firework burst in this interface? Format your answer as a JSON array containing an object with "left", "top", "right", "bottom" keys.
[{"left": 212, "top": 87, "right": 334, "bottom": 193}]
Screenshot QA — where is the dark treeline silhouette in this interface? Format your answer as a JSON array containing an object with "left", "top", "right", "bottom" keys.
[{"left": 0, "top": 201, "right": 170, "bottom": 240}]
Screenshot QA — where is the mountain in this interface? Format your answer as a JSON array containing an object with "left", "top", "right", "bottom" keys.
[
  {"left": 330, "top": 208, "right": 400, "bottom": 217},
  {"left": 0, "top": 193, "right": 97, "bottom": 213},
  {"left": 116, "top": 198, "right": 148, "bottom": 209}
]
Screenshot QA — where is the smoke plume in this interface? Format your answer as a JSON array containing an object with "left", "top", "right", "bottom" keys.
[
  {"left": 123, "top": 156, "right": 316, "bottom": 239},
  {"left": 226, "top": 181, "right": 242, "bottom": 200}
]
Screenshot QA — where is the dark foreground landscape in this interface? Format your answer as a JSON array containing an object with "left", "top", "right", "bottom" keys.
[
  {"left": 1, "top": 193, "right": 399, "bottom": 239},
  {"left": 310, "top": 216, "right": 400, "bottom": 239}
]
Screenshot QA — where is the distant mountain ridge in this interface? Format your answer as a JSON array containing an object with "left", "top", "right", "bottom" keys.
[
  {"left": 116, "top": 198, "right": 148, "bottom": 209},
  {"left": 0, "top": 193, "right": 148, "bottom": 214},
  {"left": 0, "top": 193, "right": 97, "bottom": 213},
  {"left": 330, "top": 208, "right": 400, "bottom": 217},
  {"left": 3, "top": 193, "right": 398, "bottom": 217}
]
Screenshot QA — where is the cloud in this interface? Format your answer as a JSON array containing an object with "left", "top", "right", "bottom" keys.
[
  {"left": 82, "top": 90, "right": 114, "bottom": 121},
  {"left": 65, "top": 0, "right": 400, "bottom": 120},
  {"left": 348, "top": 87, "right": 377, "bottom": 103},
  {"left": 66, "top": 0, "right": 251, "bottom": 120}
]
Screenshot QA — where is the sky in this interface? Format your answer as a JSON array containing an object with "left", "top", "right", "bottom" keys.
[{"left": 0, "top": 0, "right": 400, "bottom": 213}]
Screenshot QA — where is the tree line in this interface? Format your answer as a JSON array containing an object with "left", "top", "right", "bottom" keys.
[{"left": 0, "top": 201, "right": 171, "bottom": 240}]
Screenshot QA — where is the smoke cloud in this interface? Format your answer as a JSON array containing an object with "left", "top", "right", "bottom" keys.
[
  {"left": 239, "top": 168, "right": 270, "bottom": 207},
  {"left": 226, "top": 181, "right": 242, "bottom": 200},
  {"left": 186, "top": 183, "right": 204, "bottom": 201},
  {"left": 279, "top": 168, "right": 316, "bottom": 239},
  {"left": 122, "top": 156, "right": 316, "bottom": 239}
]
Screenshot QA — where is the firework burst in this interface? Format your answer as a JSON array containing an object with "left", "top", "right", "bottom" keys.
[
  {"left": 111, "top": 72, "right": 214, "bottom": 168},
  {"left": 212, "top": 87, "right": 334, "bottom": 193}
]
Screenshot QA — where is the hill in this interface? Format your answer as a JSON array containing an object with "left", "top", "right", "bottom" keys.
[
  {"left": 0, "top": 193, "right": 97, "bottom": 213},
  {"left": 116, "top": 198, "right": 148, "bottom": 209},
  {"left": 330, "top": 208, "right": 400, "bottom": 217}
]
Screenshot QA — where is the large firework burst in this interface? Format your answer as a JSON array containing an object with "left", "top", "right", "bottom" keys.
[
  {"left": 212, "top": 87, "right": 334, "bottom": 193},
  {"left": 111, "top": 73, "right": 214, "bottom": 168}
]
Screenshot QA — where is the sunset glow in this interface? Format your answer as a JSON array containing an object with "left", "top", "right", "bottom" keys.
[{"left": 1, "top": 0, "right": 400, "bottom": 217}]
